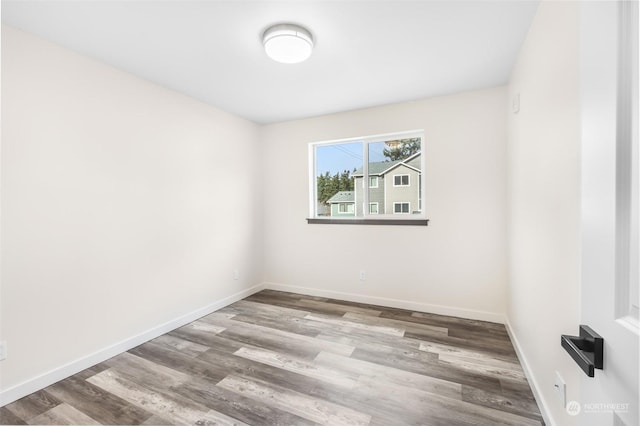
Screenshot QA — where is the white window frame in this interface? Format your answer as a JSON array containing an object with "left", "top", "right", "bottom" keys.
[
  {"left": 393, "top": 174, "right": 410, "bottom": 187},
  {"left": 369, "top": 176, "right": 379, "bottom": 188},
  {"left": 393, "top": 202, "right": 411, "bottom": 214},
  {"left": 308, "top": 130, "right": 426, "bottom": 221},
  {"left": 369, "top": 202, "right": 379, "bottom": 214}
]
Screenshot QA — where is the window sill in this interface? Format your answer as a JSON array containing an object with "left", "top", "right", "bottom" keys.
[{"left": 306, "top": 218, "right": 429, "bottom": 226}]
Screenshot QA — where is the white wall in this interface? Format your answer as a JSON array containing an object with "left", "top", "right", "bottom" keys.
[
  {"left": 0, "top": 26, "right": 263, "bottom": 399},
  {"left": 506, "top": 2, "right": 581, "bottom": 425},
  {"left": 261, "top": 87, "right": 508, "bottom": 321}
]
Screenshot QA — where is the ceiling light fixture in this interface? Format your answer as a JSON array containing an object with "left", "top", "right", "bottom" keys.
[{"left": 263, "top": 23, "right": 314, "bottom": 64}]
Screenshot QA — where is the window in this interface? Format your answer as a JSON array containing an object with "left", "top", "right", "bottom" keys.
[
  {"left": 394, "top": 175, "right": 409, "bottom": 186},
  {"left": 338, "top": 203, "right": 354, "bottom": 214},
  {"left": 309, "top": 130, "right": 427, "bottom": 224},
  {"left": 394, "top": 202, "right": 410, "bottom": 214}
]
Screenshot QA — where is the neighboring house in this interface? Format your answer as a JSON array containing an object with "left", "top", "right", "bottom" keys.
[
  {"left": 327, "top": 191, "right": 355, "bottom": 216},
  {"left": 352, "top": 152, "right": 421, "bottom": 216}
]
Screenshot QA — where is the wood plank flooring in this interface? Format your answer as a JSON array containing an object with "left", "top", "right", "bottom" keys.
[{"left": 1, "top": 290, "right": 544, "bottom": 425}]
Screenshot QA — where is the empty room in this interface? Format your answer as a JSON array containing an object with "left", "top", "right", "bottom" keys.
[{"left": 0, "top": 1, "right": 638, "bottom": 425}]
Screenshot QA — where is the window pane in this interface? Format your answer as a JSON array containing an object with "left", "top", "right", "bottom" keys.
[
  {"left": 371, "top": 137, "right": 421, "bottom": 215},
  {"left": 367, "top": 141, "right": 387, "bottom": 215},
  {"left": 311, "top": 133, "right": 423, "bottom": 220},
  {"left": 394, "top": 202, "right": 410, "bottom": 214},
  {"left": 316, "top": 142, "right": 362, "bottom": 217}
]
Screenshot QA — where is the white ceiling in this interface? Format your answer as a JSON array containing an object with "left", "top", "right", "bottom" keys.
[{"left": 2, "top": 1, "right": 539, "bottom": 124}]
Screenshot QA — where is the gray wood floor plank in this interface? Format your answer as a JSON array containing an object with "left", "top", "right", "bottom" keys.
[
  {"left": 304, "top": 313, "right": 405, "bottom": 336},
  {"left": 315, "top": 326, "right": 423, "bottom": 354},
  {"left": 221, "top": 299, "right": 311, "bottom": 319},
  {"left": 233, "top": 346, "right": 358, "bottom": 389},
  {"left": 355, "top": 375, "right": 542, "bottom": 426},
  {"left": 44, "top": 376, "right": 153, "bottom": 425},
  {"left": 342, "top": 311, "right": 448, "bottom": 336},
  {"left": 419, "top": 340, "right": 521, "bottom": 366},
  {"left": 0, "top": 407, "right": 27, "bottom": 425},
  {"left": 229, "top": 312, "right": 322, "bottom": 337},
  {"left": 210, "top": 317, "right": 355, "bottom": 359},
  {"left": 171, "top": 377, "right": 319, "bottom": 426},
  {"left": 0, "top": 290, "right": 543, "bottom": 426},
  {"left": 314, "top": 351, "right": 462, "bottom": 399},
  {"left": 71, "top": 363, "right": 111, "bottom": 381},
  {"left": 404, "top": 328, "right": 517, "bottom": 358},
  {"left": 149, "top": 333, "right": 211, "bottom": 357},
  {"left": 168, "top": 326, "right": 246, "bottom": 353},
  {"left": 217, "top": 375, "right": 371, "bottom": 426},
  {"left": 129, "top": 341, "right": 229, "bottom": 383},
  {"left": 88, "top": 369, "right": 246, "bottom": 426},
  {"left": 462, "top": 385, "right": 544, "bottom": 423},
  {"left": 409, "top": 310, "right": 510, "bottom": 334},
  {"left": 297, "top": 299, "right": 383, "bottom": 317},
  {"left": 112, "top": 350, "right": 317, "bottom": 426},
  {"left": 26, "top": 403, "right": 101, "bottom": 425},
  {"left": 141, "top": 414, "right": 174, "bottom": 425},
  {"left": 350, "top": 346, "right": 504, "bottom": 393},
  {"left": 438, "top": 353, "right": 527, "bottom": 381},
  {"left": 2, "top": 390, "right": 61, "bottom": 423}
]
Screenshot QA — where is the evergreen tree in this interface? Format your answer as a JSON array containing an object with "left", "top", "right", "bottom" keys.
[
  {"left": 316, "top": 170, "right": 354, "bottom": 205},
  {"left": 383, "top": 138, "right": 421, "bottom": 161}
]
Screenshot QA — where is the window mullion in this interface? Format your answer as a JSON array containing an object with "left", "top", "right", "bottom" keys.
[{"left": 362, "top": 141, "right": 369, "bottom": 217}]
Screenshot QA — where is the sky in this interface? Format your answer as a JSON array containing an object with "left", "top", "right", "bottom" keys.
[{"left": 316, "top": 141, "right": 388, "bottom": 175}]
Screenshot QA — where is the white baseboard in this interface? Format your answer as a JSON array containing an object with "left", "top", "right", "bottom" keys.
[
  {"left": 0, "top": 283, "right": 265, "bottom": 407},
  {"left": 504, "top": 318, "right": 554, "bottom": 426},
  {"left": 262, "top": 282, "right": 505, "bottom": 324}
]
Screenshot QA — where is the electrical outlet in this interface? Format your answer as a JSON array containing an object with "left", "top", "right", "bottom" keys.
[
  {"left": 512, "top": 93, "right": 520, "bottom": 113},
  {"left": 359, "top": 270, "right": 366, "bottom": 281},
  {"left": 233, "top": 269, "right": 239, "bottom": 280},
  {"left": 0, "top": 341, "right": 7, "bottom": 361},
  {"left": 554, "top": 371, "right": 566, "bottom": 407}
]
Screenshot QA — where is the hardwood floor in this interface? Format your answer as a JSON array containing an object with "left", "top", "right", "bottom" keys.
[{"left": 1, "top": 290, "right": 544, "bottom": 425}]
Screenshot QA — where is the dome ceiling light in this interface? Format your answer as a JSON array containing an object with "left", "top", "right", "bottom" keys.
[{"left": 263, "top": 23, "right": 314, "bottom": 64}]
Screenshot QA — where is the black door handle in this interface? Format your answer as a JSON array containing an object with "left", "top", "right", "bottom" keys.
[{"left": 561, "top": 325, "right": 604, "bottom": 377}]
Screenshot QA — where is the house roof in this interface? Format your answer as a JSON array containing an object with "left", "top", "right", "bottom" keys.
[
  {"left": 327, "top": 191, "right": 355, "bottom": 203},
  {"left": 352, "top": 152, "right": 421, "bottom": 177},
  {"left": 352, "top": 160, "right": 399, "bottom": 177}
]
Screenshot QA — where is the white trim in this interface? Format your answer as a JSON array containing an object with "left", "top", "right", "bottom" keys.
[
  {"left": 381, "top": 162, "right": 421, "bottom": 176},
  {"left": 393, "top": 202, "right": 410, "bottom": 214},
  {"left": 393, "top": 174, "right": 410, "bottom": 187},
  {"left": 614, "top": 0, "right": 639, "bottom": 331},
  {"left": 309, "top": 130, "right": 426, "bottom": 220},
  {"left": 308, "top": 144, "right": 317, "bottom": 218},
  {"left": 378, "top": 152, "right": 422, "bottom": 176},
  {"left": 309, "top": 129, "right": 424, "bottom": 147},
  {"left": 369, "top": 202, "right": 379, "bottom": 214},
  {"left": 0, "top": 283, "right": 265, "bottom": 407},
  {"left": 262, "top": 282, "right": 505, "bottom": 323},
  {"left": 363, "top": 138, "right": 370, "bottom": 217},
  {"left": 504, "top": 319, "right": 555, "bottom": 426}
]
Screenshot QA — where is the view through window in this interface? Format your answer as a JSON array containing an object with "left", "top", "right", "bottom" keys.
[{"left": 310, "top": 131, "right": 424, "bottom": 220}]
